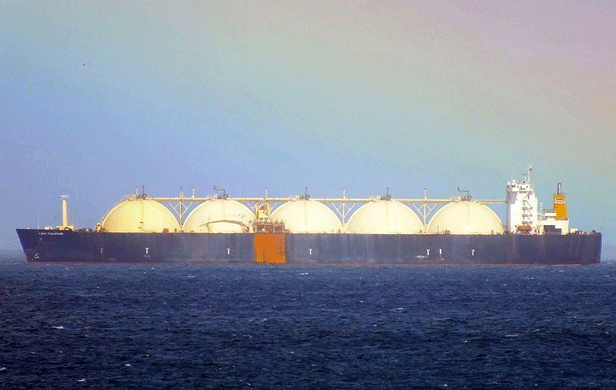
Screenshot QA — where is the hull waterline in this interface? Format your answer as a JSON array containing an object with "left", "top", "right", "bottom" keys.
[{"left": 17, "top": 229, "right": 602, "bottom": 266}]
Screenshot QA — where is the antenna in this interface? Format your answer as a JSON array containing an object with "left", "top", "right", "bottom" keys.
[{"left": 384, "top": 187, "right": 391, "bottom": 200}]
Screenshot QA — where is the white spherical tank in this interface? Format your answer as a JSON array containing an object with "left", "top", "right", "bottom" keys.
[
  {"left": 345, "top": 200, "right": 423, "bottom": 234},
  {"left": 182, "top": 199, "right": 255, "bottom": 233},
  {"left": 271, "top": 200, "right": 342, "bottom": 233},
  {"left": 101, "top": 198, "right": 180, "bottom": 233},
  {"left": 427, "top": 201, "right": 504, "bottom": 234}
]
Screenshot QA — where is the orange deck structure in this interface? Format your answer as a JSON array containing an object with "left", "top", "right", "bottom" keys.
[{"left": 254, "top": 233, "right": 286, "bottom": 264}]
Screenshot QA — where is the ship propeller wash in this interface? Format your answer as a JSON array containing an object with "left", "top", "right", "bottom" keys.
[{"left": 17, "top": 173, "right": 601, "bottom": 265}]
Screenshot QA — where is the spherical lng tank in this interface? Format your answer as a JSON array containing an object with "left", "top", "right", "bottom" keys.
[
  {"left": 345, "top": 200, "right": 424, "bottom": 234},
  {"left": 426, "top": 200, "right": 504, "bottom": 234},
  {"left": 101, "top": 197, "right": 180, "bottom": 233},
  {"left": 182, "top": 199, "right": 255, "bottom": 233},
  {"left": 271, "top": 199, "right": 342, "bottom": 233}
]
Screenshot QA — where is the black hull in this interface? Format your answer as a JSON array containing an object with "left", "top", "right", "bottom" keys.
[{"left": 16, "top": 229, "right": 602, "bottom": 265}]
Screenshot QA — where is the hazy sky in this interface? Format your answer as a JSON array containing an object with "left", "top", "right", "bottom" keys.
[{"left": 1, "top": 1, "right": 615, "bottom": 251}]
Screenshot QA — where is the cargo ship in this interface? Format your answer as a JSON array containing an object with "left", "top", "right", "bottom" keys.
[{"left": 17, "top": 174, "right": 602, "bottom": 265}]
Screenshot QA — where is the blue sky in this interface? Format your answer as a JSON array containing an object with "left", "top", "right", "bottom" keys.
[{"left": 1, "top": 1, "right": 615, "bottom": 251}]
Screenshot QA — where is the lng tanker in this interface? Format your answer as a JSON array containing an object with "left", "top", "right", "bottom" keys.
[{"left": 16, "top": 175, "right": 602, "bottom": 265}]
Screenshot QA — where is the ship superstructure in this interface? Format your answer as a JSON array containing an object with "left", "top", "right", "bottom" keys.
[
  {"left": 507, "top": 178, "right": 571, "bottom": 236},
  {"left": 506, "top": 179, "right": 538, "bottom": 234}
]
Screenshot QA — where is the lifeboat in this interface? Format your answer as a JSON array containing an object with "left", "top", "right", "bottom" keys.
[{"left": 517, "top": 224, "right": 533, "bottom": 234}]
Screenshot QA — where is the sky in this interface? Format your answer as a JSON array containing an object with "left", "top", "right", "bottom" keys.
[{"left": 1, "top": 1, "right": 615, "bottom": 253}]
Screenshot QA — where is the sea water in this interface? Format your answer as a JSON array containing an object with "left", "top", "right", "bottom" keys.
[{"left": 1, "top": 259, "right": 615, "bottom": 389}]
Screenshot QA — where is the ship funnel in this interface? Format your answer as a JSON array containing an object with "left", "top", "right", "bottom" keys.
[{"left": 554, "top": 183, "right": 567, "bottom": 221}]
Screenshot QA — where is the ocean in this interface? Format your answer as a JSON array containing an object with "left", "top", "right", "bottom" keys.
[{"left": 1, "top": 259, "right": 615, "bottom": 389}]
